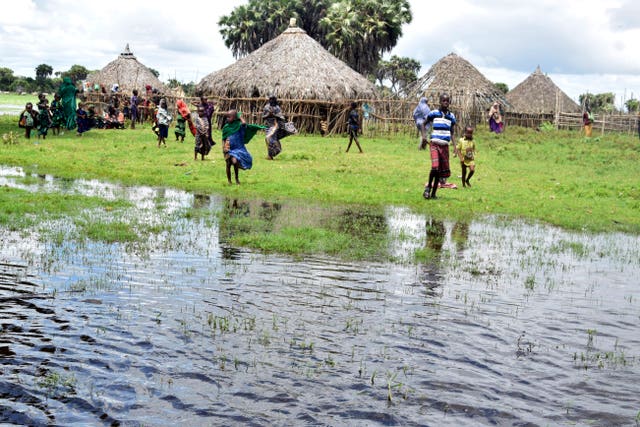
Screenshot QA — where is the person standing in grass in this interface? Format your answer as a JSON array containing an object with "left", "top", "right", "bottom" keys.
[
  {"left": 413, "top": 97, "right": 431, "bottom": 149},
  {"left": 488, "top": 102, "right": 504, "bottom": 133},
  {"left": 175, "top": 114, "right": 186, "bottom": 142},
  {"left": 130, "top": 89, "right": 139, "bottom": 129},
  {"left": 263, "top": 95, "right": 286, "bottom": 159},
  {"left": 346, "top": 102, "right": 363, "bottom": 153},
  {"left": 195, "top": 96, "right": 216, "bottom": 148},
  {"left": 423, "top": 93, "right": 457, "bottom": 200},
  {"left": 456, "top": 126, "right": 476, "bottom": 188},
  {"left": 76, "top": 102, "right": 89, "bottom": 136},
  {"left": 583, "top": 107, "right": 594, "bottom": 138},
  {"left": 193, "top": 106, "right": 211, "bottom": 160},
  {"left": 156, "top": 99, "right": 172, "bottom": 147},
  {"left": 59, "top": 77, "right": 78, "bottom": 131},
  {"left": 19, "top": 102, "right": 38, "bottom": 139},
  {"left": 36, "top": 94, "right": 51, "bottom": 140},
  {"left": 50, "top": 93, "right": 64, "bottom": 135}
]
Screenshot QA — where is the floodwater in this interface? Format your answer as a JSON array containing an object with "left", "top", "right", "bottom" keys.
[
  {"left": 0, "top": 104, "right": 23, "bottom": 116},
  {"left": 1, "top": 166, "right": 639, "bottom": 426}
]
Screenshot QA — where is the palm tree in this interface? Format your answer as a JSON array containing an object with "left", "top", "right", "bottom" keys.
[
  {"left": 219, "top": 0, "right": 412, "bottom": 74},
  {"left": 320, "top": 0, "right": 412, "bottom": 75}
]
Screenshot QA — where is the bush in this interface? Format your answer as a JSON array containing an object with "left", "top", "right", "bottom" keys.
[
  {"left": 2, "top": 131, "right": 20, "bottom": 145},
  {"left": 539, "top": 121, "right": 555, "bottom": 132}
]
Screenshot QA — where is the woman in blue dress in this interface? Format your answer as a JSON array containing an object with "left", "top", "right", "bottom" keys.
[{"left": 221, "top": 109, "right": 265, "bottom": 185}]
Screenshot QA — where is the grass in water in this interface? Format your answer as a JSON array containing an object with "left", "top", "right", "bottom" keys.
[
  {"left": 0, "top": 186, "right": 128, "bottom": 230},
  {"left": 1, "top": 114, "right": 639, "bottom": 234}
]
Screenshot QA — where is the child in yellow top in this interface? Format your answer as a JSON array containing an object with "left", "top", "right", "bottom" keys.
[{"left": 456, "top": 126, "right": 476, "bottom": 187}]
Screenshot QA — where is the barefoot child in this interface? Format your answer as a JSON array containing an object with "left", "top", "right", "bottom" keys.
[
  {"left": 346, "top": 102, "right": 363, "bottom": 153},
  {"left": 456, "top": 126, "right": 476, "bottom": 187},
  {"left": 221, "top": 109, "right": 265, "bottom": 185},
  {"left": 50, "top": 94, "right": 64, "bottom": 135},
  {"left": 193, "top": 106, "right": 211, "bottom": 160},
  {"left": 175, "top": 115, "right": 186, "bottom": 142},
  {"left": 18, "top": 102, "right": 38, "bottom": 139},
  {"left": 156, "top": 98, "right": 172, "bottom": 147},
  {"left": 423, "top": 93, "right": 457, "bottom": 200},
  {"left": 36, "top": 94, "right": 51, "bottom": 140}
]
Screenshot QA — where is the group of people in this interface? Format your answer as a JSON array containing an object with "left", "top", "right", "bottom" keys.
[
  {"left": 139, "top": 94, "right": 296, "bottom": 184},
  {"left": 18, "top": 93, "right": 65, "bottom": 139},
  {"left": 413, "top": 94, "right": 477, "bottom": 199}
]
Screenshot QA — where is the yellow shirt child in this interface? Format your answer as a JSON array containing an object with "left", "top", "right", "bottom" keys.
[{"left": 456, "top": 126, "right": 476, "bottom": 187}]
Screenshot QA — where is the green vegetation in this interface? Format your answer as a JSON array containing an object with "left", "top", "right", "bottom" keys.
[
  {"left": 0, "top": 186, "right": 128, "bottom": 231},
  {"left": 1, "top": 114, "right": 638, "bottom": 235},
  {"left": 219, "top": 0, "right": 412, "bottom": 75}
]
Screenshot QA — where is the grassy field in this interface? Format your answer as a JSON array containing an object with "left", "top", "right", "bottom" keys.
[
  {"left": 1, "top": 114, "right": 639, "bottom": 235},
  {"left": 0, "top": 92, "right": 37, "bottom": 106}
]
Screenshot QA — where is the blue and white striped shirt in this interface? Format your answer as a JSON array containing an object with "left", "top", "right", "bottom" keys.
[{"left": 427, "top": 110, "right": 456, "bottom": 145}]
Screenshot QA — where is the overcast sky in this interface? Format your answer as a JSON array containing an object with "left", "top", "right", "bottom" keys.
[{"left": 1, "top": 0, "right": 639, "bottom": 106}]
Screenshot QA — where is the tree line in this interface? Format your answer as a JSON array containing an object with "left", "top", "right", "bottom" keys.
[{"left": 0, "top": 64, "right": 91, "bottom": 94}]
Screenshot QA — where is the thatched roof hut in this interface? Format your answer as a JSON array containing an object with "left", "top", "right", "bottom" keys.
[
  {"left": 86, "top": 44, "right": 165, "bottom": 93},
  {"left": 196, "top": 20, "right": 377, "bottom": 101},
  {"left": 408, "top": 53, "right": 510, "bottom": 123},
  {"left": 506, "top": 66, "right": 580, "bottom": 113}
]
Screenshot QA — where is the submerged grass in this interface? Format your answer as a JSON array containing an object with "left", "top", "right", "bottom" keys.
[
  {"left": 1, "top": 115, "right": 639, "bottom": 235},
  {"left": 218, "top": 200, "right": 389, "bottom": 260},
  {"left": 0, "top": 186, "right": 128, "bottom": 230}
]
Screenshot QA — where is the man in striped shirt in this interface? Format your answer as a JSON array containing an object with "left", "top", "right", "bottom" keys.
[{"left": 423, "top": 93, "right": 458, "bottom": 199}]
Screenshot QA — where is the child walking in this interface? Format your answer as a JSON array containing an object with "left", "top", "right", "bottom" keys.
[
  {"left": 456, "top": 126, "right": 476, "bottom": 187},
  {"left": 193, "top": 106, "right": 211, "bottom": 160},
  {"left": 36, "top": 94, "right": 51, "bottom": 140},
  {"left": 156, "top": 99, "right": 172, "bottom": 147},
  {"left": 423, "top": 93, "right": 457, "bottom": 200},
  {"left": 175, "top": 115, "right": 186, "bottom": 142},
  {"left": 19, "top": 102, "right": 38, "bottom": 139},
  {"left": 346, "top": 102, "right": 363, "bottom": 153},
  {"left": 76, "top": 103, "right": 89, "bottom": 136},
  {"left": 50, "top": 93, "right": 64, "bottom": 135}
]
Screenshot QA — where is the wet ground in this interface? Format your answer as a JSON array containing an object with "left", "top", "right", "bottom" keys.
[
  {"left": 1, "top": 166, "right": 639, "bottom": 426},
  {"left": 0, "top": 104, "right": 23, "bottom": 116}
]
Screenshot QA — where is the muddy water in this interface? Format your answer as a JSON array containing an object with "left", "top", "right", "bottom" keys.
[{"left": 1, "top": 167, "right": 639, "bottom": 426}]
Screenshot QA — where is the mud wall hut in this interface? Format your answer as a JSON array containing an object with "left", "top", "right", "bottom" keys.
[{"left": 196, "top": 19, "right": 378, "bottom": 134}]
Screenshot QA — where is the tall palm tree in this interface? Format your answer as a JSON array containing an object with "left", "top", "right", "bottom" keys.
[{"left": 219, "top": 0, "right": 412, "bottom": 75}]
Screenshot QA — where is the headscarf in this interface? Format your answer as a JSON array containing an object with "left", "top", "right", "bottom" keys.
[{"left": 413, "top": 97, "right": 430, "bottom": 122}]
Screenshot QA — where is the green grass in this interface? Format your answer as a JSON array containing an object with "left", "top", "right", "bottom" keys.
[
  {"left": 1, "top": 115, "right": 639, "bottom": 234},
  {"left": 0, "top": 93, "right": 36, "bottom": 106},
  {"left": 218, "top": 201, "right": 390, "bottom": 260},
  {"left": 0, "top": 186, "right": 128, "bottom": 230}
]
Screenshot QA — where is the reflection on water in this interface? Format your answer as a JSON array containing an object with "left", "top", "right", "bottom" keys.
[{"left": 1, "top": 166, "right": 640, "bottom": 426}]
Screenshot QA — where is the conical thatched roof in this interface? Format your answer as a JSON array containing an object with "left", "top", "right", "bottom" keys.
[
  {"left": 506, "top": 66, "right": 580, "bottom": 113},
  {"left": 86, "top": 44, "right": 165, "bottom": 93},
  {"left": 409, "top": 53, "right": 510, "bottom": 109},
  {"left": 196, "top": 21, "right": 378, "bottom": 100}
]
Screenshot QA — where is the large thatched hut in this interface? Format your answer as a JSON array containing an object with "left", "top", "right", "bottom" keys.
[
  {"left": 506, "top": 66, "right": 580, "bottom": 114},
  {"left": 86, "top": 44, "right": 165, "bottom": 94},
  {"left": 197, "top": 19, "right": 378, "bottom": 133},
  {"left": 409, "top": 53, "right": 510, "bottom": 125}
]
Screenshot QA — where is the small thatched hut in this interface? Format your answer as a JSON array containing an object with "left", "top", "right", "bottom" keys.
[
  {"left": 506, "top": 66, "right": 580, "bottom": 114},
  {"left": 86, "top": 44, "right": 165, "bottom": 94},
  {"left": 197, "top": 19, "right": 378, "bottom": 133},
  {"left": 409, "top": 53, "right": 511, "bottom": 124}
]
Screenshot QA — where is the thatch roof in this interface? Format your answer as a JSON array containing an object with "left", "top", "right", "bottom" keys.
[
  {"left": 86, "top": 44, "right": 165, "bottom": 93},
  {"left": 506, "top": 66, "right": 580, "bottom": 113},
  {"left": 409, "top": 53, "right": 510, "bottom": 110},
  {"left": 196, "top": 21, "right": 378, "bottom": 101}
]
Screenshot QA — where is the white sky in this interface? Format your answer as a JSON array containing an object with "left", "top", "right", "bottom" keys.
[{"left": 1, "top": 0, "right": 639, "bottom": 107}]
